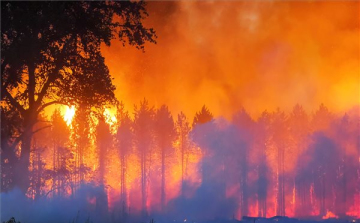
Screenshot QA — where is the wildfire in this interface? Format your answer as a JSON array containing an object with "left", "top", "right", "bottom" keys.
[
  {"left": 63, "top": 105, "right": 76, "bottom": 126},
  {"left": 322, "top": 210, "right": 339, "bottom": 219},
  {"left": 3, "top": 1, "right": 360, "bottom": 222},
  {"left": 103, "top": 108, "right": 117, "bottom": 130},
  {"left": 62, "top": 105, "right": 117, "bottom": 128},
  {"left": 346, "top": 198, "right": 360, "bottom": 218}
]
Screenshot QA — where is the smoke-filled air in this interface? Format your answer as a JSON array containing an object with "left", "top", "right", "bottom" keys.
[{"left": 1, "top": 1, "right": 359, "bottom": 223}]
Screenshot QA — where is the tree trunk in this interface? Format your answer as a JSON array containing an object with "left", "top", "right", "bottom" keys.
[
  {"left": 141, "top": 151, "right": 147, "bottom": 216},
  {"left": 35, "top": 151, "right": 42, "bottom": 200},
  {"left": 258, "top": 161, "right": 267, "bottom": 217},
  {"left": 181, "top": 135, "right": 185, "bottom": 196},
  {"left": 277, "top": 146, "right": 285, "bottom": 216},
  {"left": 120, "top": 154, "right": 127, "bottom": 219},
  {"left": 15, "top": 132, "right": 31, "bottom": 193},
  {"left": 161, "top": 144, "right": 166, "bottom": 211},
  {"left": 242, "top": 152, "right": 248, "bottom": 216}
]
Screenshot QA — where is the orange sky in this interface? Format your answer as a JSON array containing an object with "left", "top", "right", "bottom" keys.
[{"left": 101, "top": 1, "right": 359, "bottom": 120}]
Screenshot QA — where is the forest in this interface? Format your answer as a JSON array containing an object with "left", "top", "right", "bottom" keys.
[
  {"left": 1, "top": 1, "right": 359, "bottom": 223},
  {"left": 1, "top": 101, "right": 360, "bottom": 222}
]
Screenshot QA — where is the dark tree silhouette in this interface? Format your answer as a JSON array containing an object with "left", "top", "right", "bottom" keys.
[
  {"left": 1, "top": 106, "right": 22, "bottom": 192},
  {"left": 28, "top": 113, "right": 52, "bottom": 199},
  {"left": 254, "top": 110, "right": 271, "bottom": 217},
  {"left": 191, "top": 105, "right": 214, "bottom": 158},
  {"left": 331, "top": 114, "right": 358, "bottom": 215},
  {"left": 312, "top": 104, "right": 333, "bottom": 132},
  {"left": 288, "top": 104, "right": 311, "bottom": 216},
  {"left": 28, "top": 147, "right": 48, "bottom": 200},
  {"left": 1, "top": 1, "right": 156, "bottom": 192},
  {"left": 192, "top": 105, "right": 214, "bottom": 128},
  {"left": 50, "top": 108, "right": 70, "bottom": 196},
  {"left": 300, "top": 133, "right": 341, "bottom": 216},
  {"left": 52, "top": 146, "right": 74, "bottom": 198},
  {"left": 133, "top": 98, "right": 154, "bottom": 216},
  {"left": 154, "top": 105, "right": 176, "bottom": 211},
  {"left": 94, "top": 115, "right": 112, "bottom": 218},
  {"left": 176, "top": 112, "right": 191, "bottom": 196},
  {"left": 271, "top": 108, "right": 288, "bottom": 216},
  {"left": 96, "top": 116, "right": 112, "bottom": 186},
  {"left": 72, "top": 105, "right": 91, "bottom": 187},
  {"left": 116, "top": 103, "right": 133, "bottom": 218},
  {"left": 232, "top": 108, "right": 254, "bottom": 217},
  {"left": 335, "top": 114, "right": 350, "bottom": 215}
]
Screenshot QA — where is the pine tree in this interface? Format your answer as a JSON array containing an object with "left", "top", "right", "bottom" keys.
[
  {"left": 288, "top": 104, "right": 310, "bottom": 216},
  {"left": 96, "top": 116, "right": 112, "bottom": 185},
  {"left": 255, "top": 110, "right": 271, "bottom": 217},
  {"left": 192, "top": 105, "right": 213, "bottom": 128},
  {"left": 133, "top": 99, "right": 154, "bottom": 216},
  {"left": 271, "top": 108, "right": 288, "bottom": 216},
  {"left": 50, "top": 108, "right": 70, "bottom": 196},
  {"left": 72, "top": 105, "right": 91, "bottom": 188},
  {"left": 154, "top": 105, "right": 176, "bottom": 211},
  {"left": 176, "top": 112, "right": 191, "bottom": 196},
  {"left": 233, "top": 108, "right": 254, "bottom": 217},
  {"left": 116, "top": 103, "right": 133, "bottom": 217}
]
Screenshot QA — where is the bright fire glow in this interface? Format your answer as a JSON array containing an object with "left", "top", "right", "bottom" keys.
[
  {"left": 63, "top": 105, "right": 76, "bottom": 126},
  {"left": 322, "top": 210, "right": 339, "bottom": 219},
  {"left": 103, "top": 108, "right": 117, "bottom": 128}
]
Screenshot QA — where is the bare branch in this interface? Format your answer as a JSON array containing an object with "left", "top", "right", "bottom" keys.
[
  {"left": 32, "top": 125, "right": 52, "bottom": 135},
  {"left": 37, "top": 101, "right": 68, "bottom": 113},
  {"left": 1, "top": 88, "right": 26, "bottom": 116},
  {"left": 35, "top": 72, "right": 58, "bottom": 110}
]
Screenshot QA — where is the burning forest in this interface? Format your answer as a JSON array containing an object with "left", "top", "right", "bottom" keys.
[{"left": 1, "top": 1, "right": 359, "bottom": 223}]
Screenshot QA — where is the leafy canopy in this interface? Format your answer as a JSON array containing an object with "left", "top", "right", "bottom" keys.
[
  {"left": 1, "top": 1, "right": 156, "bottom": 146},
  {"left": 1, "top": 1, "right": 156, "bottom": 115}
]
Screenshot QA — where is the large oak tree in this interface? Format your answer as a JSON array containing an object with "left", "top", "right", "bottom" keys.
[{"left": 1, "top": 1, "right": 156, "bottom": 192}]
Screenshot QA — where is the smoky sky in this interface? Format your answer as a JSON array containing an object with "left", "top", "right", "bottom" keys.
[{"left": 101, "top": 1, "right": 359, "bottom": 119}]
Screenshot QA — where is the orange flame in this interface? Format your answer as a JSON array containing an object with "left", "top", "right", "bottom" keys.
[
  {"left": 322, "top": 210, "right": 339, "bottom": 219},
  {"left": 103, "top": 108, "right": 117, "bottom": 133}
]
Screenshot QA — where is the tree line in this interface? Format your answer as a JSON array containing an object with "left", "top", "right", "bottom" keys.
[{"left": 2, "top": 101, "right": 359, "bottom": 219}]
